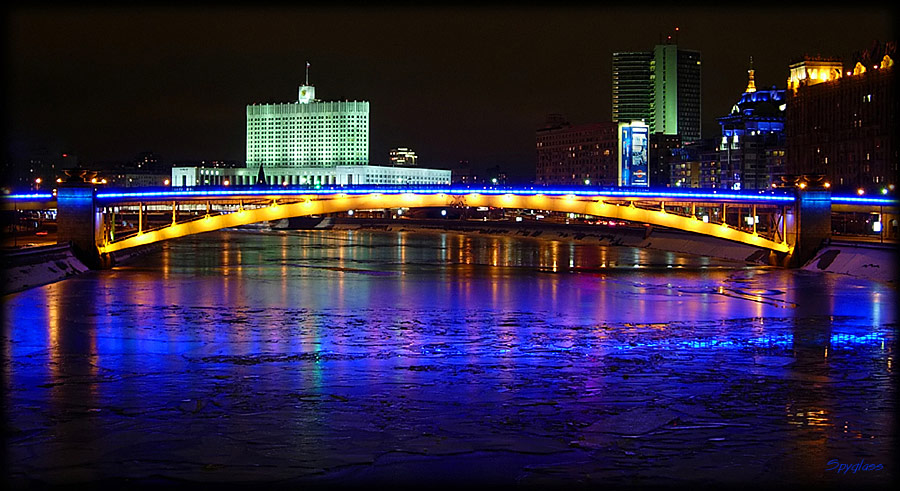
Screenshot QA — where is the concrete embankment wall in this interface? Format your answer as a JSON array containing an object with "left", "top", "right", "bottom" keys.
[
  {"left": 2, "top": 243, "right": 90, "bottom": 296},
  {"left": 801, "top": 240, "right": 897, "bottom": 283}
]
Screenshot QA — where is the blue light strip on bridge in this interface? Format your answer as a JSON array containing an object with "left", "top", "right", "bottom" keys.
[
  {"left": 3, "top": 188, "right": 898, "bottom": 207},
  {"left": 90, "top": 186, "right": 798, "bottom": 203},
  {"left": 2, "top": 193, "right": 54, "bottom": 200},
  {"left": 831, "top": 196, "right": 897, "bottom": 205}
]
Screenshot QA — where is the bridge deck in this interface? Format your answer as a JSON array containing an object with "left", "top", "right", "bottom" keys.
[{"left": 5, "top": 187, "right": 898, "bottom": 259}]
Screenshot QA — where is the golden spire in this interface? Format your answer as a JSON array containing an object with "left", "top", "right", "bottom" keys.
[{"left": 746, "top": 56, "right": 757, "bottom": 93}]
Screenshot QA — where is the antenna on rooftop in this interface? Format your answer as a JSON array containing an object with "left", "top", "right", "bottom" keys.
[{"left": 305, "top": 61, "right": 310, "bottom": 85}]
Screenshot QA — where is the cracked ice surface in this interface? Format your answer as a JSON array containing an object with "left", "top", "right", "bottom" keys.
[{"left": 3, "top": 230, "right": 896, "bottom": 487}]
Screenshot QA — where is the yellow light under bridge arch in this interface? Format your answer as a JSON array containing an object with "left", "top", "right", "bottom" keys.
[{"left": 97, "top": 193, "right": 792, "bottom": 255}]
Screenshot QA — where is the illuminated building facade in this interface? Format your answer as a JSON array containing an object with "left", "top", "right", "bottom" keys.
[
  {"left": 612, "top": 41, "right": 702, "bottom": 144},
  {"left": 172, "top": 164, "right": 450, "bottom": 187},
  {"left": 652, "top": 43, "right": 702, "bottom": 143},
  {"left": 785, "top": 42, "right": 896, "bottom": 192},
  {"left": 536, "top": 116, "right": 619, "bottom": 187},
  {"left": 717, "top": 61, "right": 787, "bottom": 190},
  {"left": 786, "top": 57, "right": 842, "bottom": 93},
  {"left": 246, "top": 84, "right": 369, "bottom": 168}
]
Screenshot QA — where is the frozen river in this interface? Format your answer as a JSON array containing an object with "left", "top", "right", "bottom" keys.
[{"left": 3, "top": 229, "right": 896, "bottom": 487}]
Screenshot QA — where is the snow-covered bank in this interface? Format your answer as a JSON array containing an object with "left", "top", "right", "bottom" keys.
[
  {"left": 2, "top": 242, "right": 164, "bottom": 295},
  {"left": 2, "top": 244, "right": 90, "bottom": 296},
  {"left": 802, "top": 241, "right": 897, "bottom": 283}
]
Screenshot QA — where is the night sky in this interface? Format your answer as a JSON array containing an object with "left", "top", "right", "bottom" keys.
[{"left": 5, "top": 6, "right": 894, "bottom": 180}]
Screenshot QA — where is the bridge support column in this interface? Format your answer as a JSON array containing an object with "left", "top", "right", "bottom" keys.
[
  {"left": 57, "top": 182, "right": 106, "bottom": 269},
  {"left": 786, "top": 189, "right": 832, "bottom": 267}
]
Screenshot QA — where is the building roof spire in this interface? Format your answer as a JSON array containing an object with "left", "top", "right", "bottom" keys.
[{"left": 745, "top": 56, "right": 757, "bottom": 93}]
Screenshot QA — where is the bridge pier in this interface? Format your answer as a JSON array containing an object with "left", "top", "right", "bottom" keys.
[
  {"left": 783, "top": 188, "right": 832, "bottom": 267},
  {"left": 56, "top": 182, "right": 107, "bottom": 269}
]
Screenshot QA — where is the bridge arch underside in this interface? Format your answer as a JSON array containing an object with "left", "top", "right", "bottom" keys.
[{"left": 97, "top": 194, "right": 792, "bottom": 256}]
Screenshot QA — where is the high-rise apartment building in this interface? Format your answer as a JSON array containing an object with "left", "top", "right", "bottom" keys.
[{"left": 612, "top": 40, "right": 702, "bottom": 144}]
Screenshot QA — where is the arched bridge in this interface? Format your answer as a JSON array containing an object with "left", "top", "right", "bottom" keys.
[{"left": 5, "top": 185, "right": 897, "bottom": 268}]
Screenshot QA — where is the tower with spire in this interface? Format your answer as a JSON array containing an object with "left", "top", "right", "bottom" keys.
[
  {"left": 745, "top": 56, "right": 757, "bottom": 93},
  {"left": 717, "top": 63, "right": 787, "bottom": 190}
]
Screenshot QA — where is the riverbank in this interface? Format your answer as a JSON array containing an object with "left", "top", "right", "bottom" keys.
[
  {"left": 801, "top": 239, "right": 897, "bottom": 283},
  {"left": 1, "top": 242, "right": 163, "bottom": 296},
  {"left": 1, "top": 243, "right": 90, "bottom": 296}
]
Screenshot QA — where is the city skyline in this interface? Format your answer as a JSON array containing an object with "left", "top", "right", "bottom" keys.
[{"left": 5, "top": 6, "right": 894, "bottom": 181}]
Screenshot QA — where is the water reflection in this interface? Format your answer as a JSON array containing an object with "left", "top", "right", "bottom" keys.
[{"left": 3, "top": 229, "right": 895, "bottom": 486}]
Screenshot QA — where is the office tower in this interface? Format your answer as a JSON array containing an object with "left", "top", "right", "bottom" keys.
[
  {"left": 612, "top": 52, "right": 652, "bottom": 126},
  {"left": 652, "top": 44, "right": 701, "bottom": 143},
  {"left": 612, "top": 40, "right": 702, "bottom": 144}
]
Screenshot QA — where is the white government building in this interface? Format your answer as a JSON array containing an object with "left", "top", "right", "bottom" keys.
[{"left": 173, "top": 82, "right": 451, "bottom": 187}]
